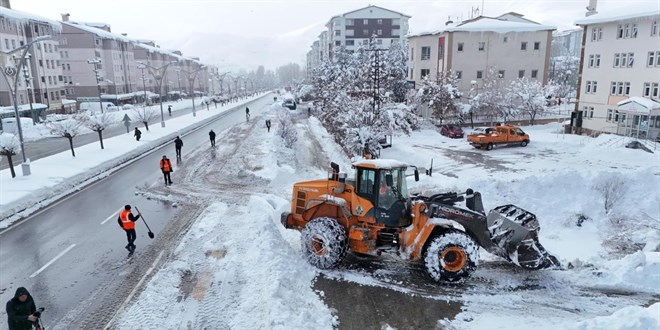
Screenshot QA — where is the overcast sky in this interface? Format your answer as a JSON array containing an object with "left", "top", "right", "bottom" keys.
[{"left": 12, "top": 0, "right": 657, "bottom": 72}]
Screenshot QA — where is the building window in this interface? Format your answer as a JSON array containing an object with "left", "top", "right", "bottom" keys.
[
  {"left": 335, "top": 41, "right": 341, "bottom": 46},
  {"left": 589, "top": 55, "right": 595, "bottom": 67},
  {"left": 649, "top": 51, "right": 656, "bottom": 66},
  {"left": 410, "top": 68, "right": 413, "bottom": 79},
  {"left": 335, "top": 30, "right": 340, "bottom": 36},
  {"left": 611, "top": 81, "right": 617, "bottom": 94},
  {"left": 457, "top": 42, "right": 464, "bottom": 52},
  {"left": 591, "top": 27, "right": 602, "bottom": 41},
  {"left": 521, "top": 42, "right": 527, "bottom": 50},
  {"left": 595, "top": 54, "right": 601, "bottom": 67},
  {"left": 377, "top": 19, "right": 383, "bottom": 25},
  {"left": 346, "top": 19, "right": 353, "bottom": 25},
  {"left": 531, "top": 70, "right": 538, "bottom": 78},
  {"left": 421, "top": 46, "right": 431, "bottom": 60},
  {"left": 614, "top": 53, "right": 621, "bottom": 67},
  {"left": 478, "top": 42, "right": 485, "bottom": 51},
  {"left": 421, "top": 69, "right": 430, "bottom": 78},
  {"left": 534, "top": 42, "right": 540, "bottom": 50},
  {"left": 363, "top": 19, "right": 368, "bottom": 25},
  {"left": 632, "top": 24, "right": 638, "bottom": 38},
  {"left": 363, "top": 29, "right": 369, "bottom": 36},
  {"left": 363, "top": 39, "right": 368, "bottom": 45},
  {"left": 652, "top": 20, "right": 658, "bottom": 36},
  {"left": 653, "top": 83, "right": 660, "bottom": 97},
  {"left": 586, "top": 81, "right": 592, "bottom": 93},
  {"left": 503, "top": 36, "right": 508, "bottom": 43},
  {"left": 346, "top": 40, "right": 354, "bottom": 46},
  {"left": 410, "top": 48, "right": 414, "bottom": 60},
  {"left": 377, "top": 29, "right": 382, "bottom": 35},
  {"left": 617, "top": 24, "right": 624, "bottom": 38},
  {"left": 376, "top": 39, "right": 382, "bottom": 44},
  {"left": 643, "top": 82, "right": 651, "bottom": 96},
  {"left": 607, "top": 109, "right": 614, "bottom": 122},
  {"left": 518, "top": 70, "right": 525, "bottom": 78},
  {"left": 476, "top": 70, "right": 483, "bottom": 79},
  {"left": 498, "top": 70, "right": 505, "bottom": 78},
  {"left": 456, "top": 71, "right": 462, "bottom": 79}
]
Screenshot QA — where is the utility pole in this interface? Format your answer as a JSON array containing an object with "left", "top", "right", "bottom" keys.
[{"left": 87, "top": 58, "right": 104, "bottom": 113}]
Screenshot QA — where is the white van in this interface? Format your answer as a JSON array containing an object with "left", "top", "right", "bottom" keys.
[{"left": 1, "top": 117, "right": 35, "bottom": 134}]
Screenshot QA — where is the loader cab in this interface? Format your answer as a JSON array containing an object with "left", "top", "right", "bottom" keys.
[{"left": 353, "top": 160, "right": 410, "bottom": 227}]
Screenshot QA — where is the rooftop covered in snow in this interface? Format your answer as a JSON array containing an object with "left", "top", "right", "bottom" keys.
[
  {"left": 574, "top": 9, "right": 660, "bottom": 25},
  {"left": 617, "top": 97, "right": 660, "bottom": 115},
  {"left": 0, "top": 7, "right": 61, "bottom": 30},
  {"left": 411, "top": 15, "right": 555, "bottom": 37},
  {"left": 63, "top": 21, "right": 132, "bottom": 43}
]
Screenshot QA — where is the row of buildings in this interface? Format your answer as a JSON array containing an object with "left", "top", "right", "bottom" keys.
[
  {"left": 306, "top": 4, "right": 660, "bottom": 140},
  {"left": 0, "top": 2, "right": 217, "bottom": 115}
]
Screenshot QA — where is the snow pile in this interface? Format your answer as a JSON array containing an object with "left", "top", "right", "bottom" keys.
[
  {"left": 574, "top": 303, "right": 660, "bottom": 330},
  {"left": 582, "top": 251, "right": 660, "bottom": 294},
  {"left": 116, "top": 193, "right": 337, "bottom": 329}
]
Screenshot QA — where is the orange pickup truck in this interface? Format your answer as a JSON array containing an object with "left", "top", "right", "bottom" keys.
[{"left": 467, "top": 125, "right": 530, "bottom": 150}]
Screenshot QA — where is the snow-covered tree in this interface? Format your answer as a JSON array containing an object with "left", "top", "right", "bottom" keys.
[
  {"left": 276, "top": 110, "right": 297, "bottom": 148},
  {"left": 48, "top": 118, "right": 83, "bottom": 157},
  {"left": 0, "top": 133, "right": 21, "bottom": 178},
  {"left": 469, "top": 66, "right": 509, "bottom": 124},
  {"left": 76, "top": 112, "right": 116, "bottom": 149},
  {"left": 410, "top": 72, "right": 462, "bottom": 123},
  {"left": 549, "top": 40, "right": 579, "bottom": 100},
  {"left": 132, "top": 106, "right": 157, "bottom": 131},
  {"left": 383, "top": 39, "right": 409, "bottom": 103},
  {"left": 507, "top": 78, "right": 555, "bottom": 125}
]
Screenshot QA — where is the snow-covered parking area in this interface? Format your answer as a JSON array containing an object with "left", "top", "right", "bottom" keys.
[{"left": 112, "top": 110, "right": 660, "bottom": 330}]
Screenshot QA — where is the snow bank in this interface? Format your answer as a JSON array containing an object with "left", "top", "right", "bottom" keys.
[{"left": 574, "top": 303, "right": 660, "bottom": 330}]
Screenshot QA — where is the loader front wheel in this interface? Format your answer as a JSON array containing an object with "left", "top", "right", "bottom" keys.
[
  {"left": 424, "top": 231, "right": 478, "bottom": 284},
  {"left": 301, "top": 217, "right": 348, "bottom": 269}
]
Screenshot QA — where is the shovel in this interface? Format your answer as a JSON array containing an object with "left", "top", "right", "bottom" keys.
[{"left": 135, "top": 206, "right": 155, "bottom": 239}]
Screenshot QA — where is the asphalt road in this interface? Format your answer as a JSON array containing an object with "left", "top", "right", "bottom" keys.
[
  {"left": 0, "top": 94, "right": 273, "bottom": 329},
  {"left": 0, "top": 98, "right": 242, "bottom": 171}
]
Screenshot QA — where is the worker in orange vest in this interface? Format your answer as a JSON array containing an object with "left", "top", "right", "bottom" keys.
[
  {"left": 160, "top": 155, "right": 173, "bottom": 185},
  {"left": 117, "top": 204, "right": 141, "bottom": 251}
]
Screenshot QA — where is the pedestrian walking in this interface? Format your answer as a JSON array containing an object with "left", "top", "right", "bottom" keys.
[
  {"left": 174, "top": 136, "right": 183, "bottom": 159},
  {"left": 6, "top": 287, "right": 39, "bottom": 330},
  {"left": 117, "top": 205, "right": 141, "bottom": 252},
  {"left": 265, "top": 119, "right": 271, "bottom": 132},
  {"left": 134, "top": 127, "right": 142, "bottom": 141},
  {"left": 168, "top": 105, "right": 172, "bottom": 116},
  {"left": 209, "top": 130, "right": 216, "bottom": 147},
  {"left": 160, "top": 155, "right": 173, "bottom": 185},
  {"left": 245, "top": 107, "right": 250, "bottom": 122}
]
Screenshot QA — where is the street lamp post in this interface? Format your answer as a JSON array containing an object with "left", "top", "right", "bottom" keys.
[
  {"left": 87, "top": 58, "right": 104, "bottom": 113},
  {"left": 178, "top": 64, "right": 206, "bottom": 116},
  {"left": 0, "top": 35, "right": 51, "bottom": 176},
  {"left": 138, "top": 60, "right": 177, "bottom": 127},
  {"left": 18, "top": 53, "right": 36, "bottom": 124},
  {"left": 137, "top": 64, "right": 148, "bottom": 105}
]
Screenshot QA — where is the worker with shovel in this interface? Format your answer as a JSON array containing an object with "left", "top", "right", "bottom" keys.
[{"left": 117, "top": 205, "right": 142, "bottom": 252}]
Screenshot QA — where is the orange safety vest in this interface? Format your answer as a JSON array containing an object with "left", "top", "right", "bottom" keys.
[
  {"left": 119, "top": 210, "right": 135, "bottom": 230},
  {"left": 160, "top": 159, "right": 171, "bottom": 172}
]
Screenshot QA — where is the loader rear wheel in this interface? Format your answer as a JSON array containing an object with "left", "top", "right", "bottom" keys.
[
  {"left": 424, "top": 231, "right": 478, "bottom": 284},
  {"left": 301, "top": 217, "right": 348, "bottom": 269},
  {"left": 486, "top": 143, "right": 494, "bottom": 151},
  {"left": 521, "top": 140, "right": 528, "bottom": 147}
]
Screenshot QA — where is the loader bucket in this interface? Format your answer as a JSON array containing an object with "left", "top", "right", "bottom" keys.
[{"left": 485, "top": 205, "right": 560, "bottom": 269}]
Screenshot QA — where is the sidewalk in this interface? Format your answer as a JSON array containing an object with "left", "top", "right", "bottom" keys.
[{"left": 0, "top": 93, "right": 271, "bottom": 228}]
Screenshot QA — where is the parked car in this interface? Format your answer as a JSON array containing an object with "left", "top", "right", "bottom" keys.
[
  {"left": 440, "top": 124, "right": 465, "bottom": 138},
  {"left": 282, "top": 99, "right": 297, "bottom": 110}
]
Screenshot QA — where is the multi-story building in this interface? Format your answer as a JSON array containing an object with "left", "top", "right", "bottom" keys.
[
  {"left": 407, "top": 12, "right": 555, "bottom": 95},
  {"left": 307, "top": 5, "right": 409, "bottom": 74},
  {"left": 0, "top": 5, "right": 65, "bottom": 113},
  {"left": 59, "top": 16, "right": 138, "bottom": 105},
  {"left": 574, "top": 9, "right": 660, "bottom": 139}
]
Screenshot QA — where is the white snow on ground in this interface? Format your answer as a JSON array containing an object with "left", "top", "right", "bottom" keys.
[{"left": 2, "top": 100, "right": 659, "bottom": 329}]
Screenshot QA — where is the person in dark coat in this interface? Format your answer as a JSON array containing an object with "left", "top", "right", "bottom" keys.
[
  {"left": 134, "top": 127, "right": 142, "bottom": 141},
  {"left": 265, "top": 119, "right": 271, "bottom": 132},
  {"left": 209, "top": 130, "right": 216, "bottom": 147},
  {"left": 174, "top": 136, "right": 183, "bottom": 159},
  {"left": 167, "top": 105, "right": 172, "bottom": 116},
  {"left": 6, "top": 287, "right": 38, "bottom": 330}
]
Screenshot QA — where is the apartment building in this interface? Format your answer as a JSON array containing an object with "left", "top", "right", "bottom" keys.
[
  {"left": 307, "top": 5, "right": 409, "bottom": 74},
  {"left": 407, "top": 13, "right": 554, "bottom": 96},
  {"left": 0, "top": 6, "right": 65, "bottom": 112},
  {"left": 574, "top": 9, "right": 660, "bottom": 139}
]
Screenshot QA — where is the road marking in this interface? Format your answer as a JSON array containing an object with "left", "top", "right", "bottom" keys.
[
  {"left": 101, "top": 207, "right": 123, "bottom": 225},
  {"left": 30, "top": 244, "right": 76, "bottom": 278},
  {"left": 103, "top": 249, "right": 165, "bottom": 330}
]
